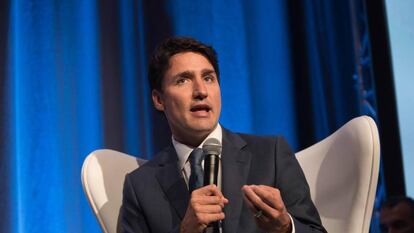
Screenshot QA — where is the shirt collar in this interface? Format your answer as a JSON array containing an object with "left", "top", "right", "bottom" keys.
[{"left": 173, "top": 124, "right": 223, "bottom": 171}]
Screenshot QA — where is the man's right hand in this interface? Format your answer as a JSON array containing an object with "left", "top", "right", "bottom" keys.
[{"left": 180, "top": 184, "right": 228, "bottom": 233}]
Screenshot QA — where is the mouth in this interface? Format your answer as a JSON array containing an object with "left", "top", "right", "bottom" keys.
[{"left": 190, "top": 104, "right": 211, "bottom": 113}]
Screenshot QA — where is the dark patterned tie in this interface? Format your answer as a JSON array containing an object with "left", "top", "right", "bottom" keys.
[{"left": 188, "top": 148, "right": 204, "bottom": 193}]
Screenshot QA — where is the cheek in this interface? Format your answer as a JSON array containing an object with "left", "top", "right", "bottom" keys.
[
  {"left": 214, "top": 91, "right": 222, "bottom": 108},
  {"left": 166, "top": 97, "right": 188, "bottom": 116}
]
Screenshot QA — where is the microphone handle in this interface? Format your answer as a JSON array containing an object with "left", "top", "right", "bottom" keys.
[
  {"left": 203, "top": 154, "right": 221, "bottom": 232},
  {"left": 203, "top": 154, "right": 220, "bottom": 186}
]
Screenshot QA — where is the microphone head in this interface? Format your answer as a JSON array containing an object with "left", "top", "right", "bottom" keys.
[{"left": 202, "top": 138, "right": 222, "bottom": 155}]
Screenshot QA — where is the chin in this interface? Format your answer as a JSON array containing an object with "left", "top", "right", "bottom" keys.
[{"left": 189, "top": 124, "right": 216, "bottom": 134}]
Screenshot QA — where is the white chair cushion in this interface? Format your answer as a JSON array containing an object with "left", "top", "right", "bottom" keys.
[
  {"left": 81, "top": 149, "right": 145, "bottom": 233},
  {"left": 296, "top": 116, "right": 380, "bottom": 233}
]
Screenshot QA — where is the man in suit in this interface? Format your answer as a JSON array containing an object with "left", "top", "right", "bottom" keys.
[{"left": 118, "top": 37, "right": 326, "bottom": 233}]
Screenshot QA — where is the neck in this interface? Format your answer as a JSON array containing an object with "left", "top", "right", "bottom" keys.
[
  {"left": 172, "top": 125, "right": 219, "bottom": 147},
  {"left": 173, "top": 132, "right": 208, "bottom": 147}
]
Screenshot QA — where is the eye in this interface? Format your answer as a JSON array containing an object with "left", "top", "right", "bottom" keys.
[
  {"left": 203, "top": 75, "right": 216, "bottom": 82},
  {"left": 175, "top": 78, "right": 188, "bottom": 85}
]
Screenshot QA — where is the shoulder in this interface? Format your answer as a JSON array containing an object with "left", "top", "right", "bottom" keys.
[
  {"left": 126, "top": 146, "right": 176, "bottom": 180},
  {"left": 223, "top": 127, "right": 290, "bottom": 151}
]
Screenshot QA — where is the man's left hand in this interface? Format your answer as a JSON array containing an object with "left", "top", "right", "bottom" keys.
[{"left": 242, "top": 185, "right": 292, "bottom": 233}]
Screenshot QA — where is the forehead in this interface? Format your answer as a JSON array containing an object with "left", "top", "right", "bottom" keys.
[{"left": 167, "top": 52, "right": 214, "bottom": 72}]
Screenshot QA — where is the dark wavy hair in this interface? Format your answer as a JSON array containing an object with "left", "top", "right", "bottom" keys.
[
  {"left": 148, "top": 37, "right": 220, "bottom": 91},
  {"left": 381, "top": 196, "right": 414, "bottom": 219}
]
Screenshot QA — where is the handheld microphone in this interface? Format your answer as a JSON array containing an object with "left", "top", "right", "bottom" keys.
[
  {"left": 203, "top": 138, "right": 222, "bottom": 186},
  {"left": 202, "top": 138, "right": 222, "bottom": 232}
]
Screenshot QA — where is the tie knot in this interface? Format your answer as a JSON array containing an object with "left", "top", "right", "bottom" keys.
[{"left": 189, "top": 148, "right": 204, "bottom": 167}]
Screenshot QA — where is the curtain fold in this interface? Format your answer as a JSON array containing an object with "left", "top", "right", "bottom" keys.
[
  {"left": 0, "top": 0, "right": 375, "bottom": 232},
  {"left": 5, "top": 1, "right": 103, "bottom": 232}
]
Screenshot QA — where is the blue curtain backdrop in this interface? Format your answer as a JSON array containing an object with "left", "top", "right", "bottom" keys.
[{"left": 0, "top": 0, "right": 376, "bottom": 232}]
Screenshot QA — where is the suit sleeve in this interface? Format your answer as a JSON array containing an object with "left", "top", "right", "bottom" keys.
[
  {"left": 117, "top": 174, "right": 181, "bottom": 233},
  {"left": 275, "top": 137, "right": 327, "bottom": 233},
  {"left": 117, "top": 173, "right": 150, "bottom": 233}
]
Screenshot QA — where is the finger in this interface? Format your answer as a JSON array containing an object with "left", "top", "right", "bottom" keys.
[
  {"left": 192, "top": 195, "right": 227, "bottom": 208},
  {"left": 242, "top": 187, "right": 257, "bottom": 213},
  {"left": 242, "top": 186, "right": 274, "bottom": 224},
  {"left": 198, "top": 212, "right": 226, "bottom": 224},
  {"left": 242, "top": 186, "right": 259, "bottom": 213},
  {"left": 242, "top": 185, "right": 274, "bottom": 218},
  {"left": 197, "top": 184, "right": 222, "bottom": 196},
  {"left": 242, "top": 185, "right": 277, "bottom": 218},
  {"left": 193, "top": 185, "right": 229, "bottom": 203},
  {"left": 250, "top": 186, "right": 292, "bottom": 226},
  {"left": 193, "top": 203, "right": 224, "bottom": 214},
  {"left": 206, "top": 185, "right": 228, "bottom": 203},
  {"left": 252, "top": 185, "right": 285, "bottom": 211}
]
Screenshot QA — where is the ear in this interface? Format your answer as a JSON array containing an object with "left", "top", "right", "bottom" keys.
[{"left": 152, "top": 89, "right": 165, "bottom": 111}]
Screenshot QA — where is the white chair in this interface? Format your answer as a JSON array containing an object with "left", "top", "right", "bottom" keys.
[
  {"left": 81, "top": 149, "right": 146, "bottom": 233},
  {"left": 81, "top": 115, "right": 380, "bottom": 233},
  {"left": 296, "top": 115, "right": 380, "bottom": 233}
]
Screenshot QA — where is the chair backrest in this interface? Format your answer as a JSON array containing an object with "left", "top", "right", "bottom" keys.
[
  {"left": 296, "top": 116, "right": 380, "bottom": 233},
  {"left": 81, "top": 149, "right": 146, "bottom": 233}
]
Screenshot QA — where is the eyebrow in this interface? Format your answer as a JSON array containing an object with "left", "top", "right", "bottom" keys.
[
  {"left": 172, "top": 71, "right": 194, "bottom": 80},
  {"left": 172, "top": 69, "right": 216, "bottom": 80},
  {"left": 201, "top": 69, "right": 216, "bottom": 76}
]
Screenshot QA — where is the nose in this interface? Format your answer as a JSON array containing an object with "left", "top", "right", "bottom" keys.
[{"left": 192, "top": 77, "right": 207, "bottom": 100}]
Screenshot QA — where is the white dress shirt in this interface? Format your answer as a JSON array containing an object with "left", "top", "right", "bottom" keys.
[{"left": 173, "top": 123, "right": 223, "bottom": 189}]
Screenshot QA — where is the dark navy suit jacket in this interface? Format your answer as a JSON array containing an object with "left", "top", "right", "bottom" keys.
[{"left": 117, "top": 129, "right": 326, "bottom": 233}]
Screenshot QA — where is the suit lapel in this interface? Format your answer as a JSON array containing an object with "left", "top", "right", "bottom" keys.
[
  {"left": 155, "top": 147, "right": 189, "bottom": 219},
  {"left": 221, "top": 129, "right": 251, "bottom": 233},
  {"left": 153, "top": 130, "right": 252, "bottom": 231}
]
